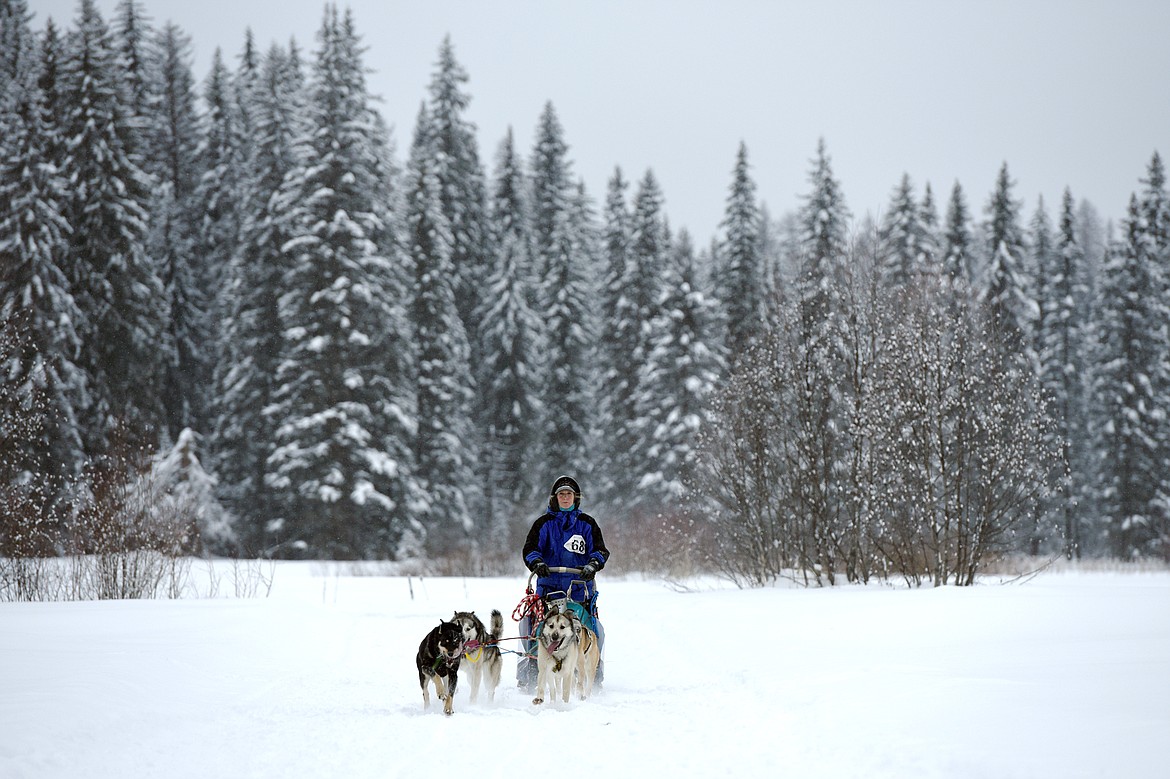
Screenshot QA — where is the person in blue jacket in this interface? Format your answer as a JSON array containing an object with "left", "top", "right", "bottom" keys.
[{"left": 518, "top": 475, "right": 609, "bottom": 690}]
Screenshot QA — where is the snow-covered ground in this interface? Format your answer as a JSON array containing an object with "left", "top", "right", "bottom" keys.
[{"left": 2, "top": 564, "right": 1167, "bottom": 778}]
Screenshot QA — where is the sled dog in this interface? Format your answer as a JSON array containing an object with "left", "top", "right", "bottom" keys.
[
  {"left": 416, "top": 619, "right": 464, "bottom": 715},
  {"left": 451, "top": 609, "right": 503, "bottom": 703},
  {"left": 533, "top": 606, "right": 581, "bottom": 705},
  {"left": 576, "top": 622, "right": 601, "bottom": 700}
]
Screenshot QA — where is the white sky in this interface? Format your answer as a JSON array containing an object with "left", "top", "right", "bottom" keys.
[{"left": 30, "top": 0, "right": 1170, "bottom": 246}]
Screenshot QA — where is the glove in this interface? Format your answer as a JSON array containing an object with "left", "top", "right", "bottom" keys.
[
  {"left": 532, "top": 561, "right": 550, "bottom": 578},
  {"left": 579, "top": 561, "right": 599, "bottom": 580}
]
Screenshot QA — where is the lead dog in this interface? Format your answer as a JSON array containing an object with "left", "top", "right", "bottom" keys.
[
  {"left": 451, "top": 609, "right": 503, "bottom": 703},
  {"left": 533, "top": 606, "right": 581, "bottom": 706},
  {"left": 416, "top": 619, "right": 464, "bottom": 715}
]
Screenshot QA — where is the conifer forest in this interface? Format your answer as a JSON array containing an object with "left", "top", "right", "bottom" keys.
[{"left": 2, "top": 0, "right": 1168, "bottom": 593}]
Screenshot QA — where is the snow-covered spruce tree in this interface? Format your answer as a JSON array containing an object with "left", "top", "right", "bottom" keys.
[
  {"left": 1025, "top": 195, "right": 1065, "bottom": 555},
  {"left": 877, "top": 173, "right": 936, "bottom": 289},
  {"left": 1092, "top": 155, "right": 1169, "bottom": 560},
  {"left": 1, "top": 0, "right": 34, "bottom": 92},
  {"left": 789, "top": 138, "right": 851, "bottom": 584},
  {"left": 539, "top": 181, "right": 600, "bottom": 485},
  {"left": 604, "top": 169, "right": 668, "bottom": 511},
  {"left": 942, "top": 181, "right": 975, "bottom": 288},
  {"left": 194, "top": 46, "right": 246, "bottom": 333},
  {"left": 981, "top": 163, "right": 1035, "bottom": 364},
  {"left": 795, "top": 138, "right": 851, "bottom": 338},
  {"left": 406, "top": 110, "right": 476, "bottom": 559},
  {"left": 148, "top": 22, "right": 212, "bottom": 441},
  {"left": 266, "top": 6, "right": 415, "bottom": 559},
  {"left": 475, "top": 128, "right": 543, "bottom": 542},
  {"left": 528, "top": 101, "right": 572, "bottom": 302},
  {"left": 111, "top": 0, "right": 153, "bottom": 148},
  {"left": 717, "top": 142, "right": 765, "bottom": 368},
  {"left": 0, "top": 4, "right": 87, "bottom": 547},
  {"left": 425, "top": 36, "right": 491, "bottom": 343},
  {"left": 60, "top": 0, "right": 167, "bottom": 456},
  {"left": 1042, "top": 189, "right": 1091, "bottom": 558},
  {"left": 211, "top": 42, "right": 306, "bottom": 554},
  {"left": 636, "top": 230, "right": 723, "bottom": 502},
  {"left": 148, "top": 428, "right": 236, "bottom": 555}
]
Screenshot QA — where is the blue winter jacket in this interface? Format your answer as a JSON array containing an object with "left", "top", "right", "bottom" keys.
[{"left": 523, "top": 507, "right": 609, "bottom": 602}]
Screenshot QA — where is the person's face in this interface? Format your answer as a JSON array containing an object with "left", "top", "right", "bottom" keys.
[{"left": 556, "top": 489, "right": 575, "bottom": 509}]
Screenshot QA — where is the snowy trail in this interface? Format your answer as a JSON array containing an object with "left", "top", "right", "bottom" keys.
[{"left": 2, "top": 568, "right": 1168, "bottom": 778}]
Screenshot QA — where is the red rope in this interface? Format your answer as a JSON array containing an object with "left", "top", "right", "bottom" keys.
[{"left": 512, "top": 587, "right": 544, "bottom": 625}]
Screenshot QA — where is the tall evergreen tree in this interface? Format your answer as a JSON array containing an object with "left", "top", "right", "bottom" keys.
[
  {"left": 476, "top": 128, "right": 543, "bottom": 530},
  {"left": 1042, "top": 189, "right": 1090, "bottom": 557},
  {"left": 266, "top": 6, "right": 414, "bottom": 559},
  {"left": 635, "top": 230, "right": 723, "bottom": 500},
  {"left": 0, "top": 0, "right": 87, "bottom": 517},
  {"left": 795, "top": 138, "right": 851, "bottom": 336},
  {"left": 604, "top": 169, "right": 668, "bottom": 506},
  {"left": 112, "top": 0, "right": 153, "bottom": 141},
  {"left": 1093, "top": 193, "right": 1166, "bottom": 558},
  {"left": 406, "top": 111, "right": 475, "bottom": 557},
  {"left": 718, "top": 142, "right": 764, "bottom": 365},
  {"left": 60, "top": 0, "right": 167, "bottom": 454},
  {"left": 529, "top": 101, "right": 572, "bottom": 295},
  {"left": 539, "top": 180, "right": 599, "bottom": 484},
  {"left": 149, "top": 21, "right": 209, "bottom": 440},
  {"left": 211, "top": 42, "right": 306, "bottom": 553},
  {"left": 982, "top": 163, "right": 1034, "bottom": 361},
  {"left": 425, "top": 36, "right": 490, "bottom": 338},
  {"left": 877, "top": 173, "right": 935, "bottom": 288},
  {"left": 942, "top": 181, "right": 974, "bottom": 286}
]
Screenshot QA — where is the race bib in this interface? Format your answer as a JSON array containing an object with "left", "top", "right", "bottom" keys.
[{"left": 563, "top": 534, "right": 587, "bottom": 555}]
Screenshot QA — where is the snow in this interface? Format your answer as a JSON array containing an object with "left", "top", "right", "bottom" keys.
[{"left": 2, "top": 566, "right": 1168, "bottom": 779}]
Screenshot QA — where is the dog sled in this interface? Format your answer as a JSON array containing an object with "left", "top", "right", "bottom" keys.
[{"left": 512, "top": 566, "right": 605, "bottom": 692}]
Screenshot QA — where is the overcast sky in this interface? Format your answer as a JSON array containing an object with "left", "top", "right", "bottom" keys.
[{"left": 31, "top": 0, "right": 1170, "bottom": 246}]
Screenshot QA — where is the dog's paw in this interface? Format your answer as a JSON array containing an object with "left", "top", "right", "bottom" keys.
[{"left": 532, "top": 697, "right": 544, "bottom": 705}]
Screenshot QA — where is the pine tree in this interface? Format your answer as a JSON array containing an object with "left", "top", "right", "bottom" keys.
[
  {"left": 211, "top": 42, "right": 306, "bottom": 553},
  {"left": 112, "top": 0, "right": 153, "bottom": 142},
  {"left": 605, "top": 169, "right": 668, "bottom": 507},
  {"left": 266, "top": 6, "right": 415, "bottom": 559},
  {"left": 194, "top": 47, "right": 244, "bottom": 325},
  {"left": 544, "top": 180, "right": 600, "bottom": 457},
  {"left": 476, "top": 128, "right": 543, "bottom": 531},
  {"left": 1093, "top": 193, "right": 1165, "bottom": 558},
  {"left": 149, "top": 21, "right": 209, "bottom": 440},
  {"left": 795, "top": 138, "right": 851, "bottom": 336},
  {"left": 719, "top": 142, "right": 764, "bottom": 366},
  {"left": 60, "top": 0, "right": 167, "bottom": 454},
  {"left": 529, "top": 101, "right": 572, "bottom": 295},
  {"left": 0, "top": 0, "right": 87, "bottom": 521},
  {"left": 426, "top": 36, "right": 490, "bottom": 338},
  {"left": 877, "top": 173, "right": 934, "bottom": 288},
  {"left": 1042, "top": 189, "right": 1090, "bottom": 557},
  {"left": 406, "top": 110, "right": 475, "bottom": 557},
  {"left": 942, "top": 181, "right": 974, "bottom": 286},
  {"left": 982, "top": 163, "right": 1034, "bottom": 361},
  {"left": 636, "top": 230, "right": 723, "bottom": 500}
]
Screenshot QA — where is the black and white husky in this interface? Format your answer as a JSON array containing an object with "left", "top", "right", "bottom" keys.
[
  {"left": 416, "top": 619, "right": 464, "bottom": 715},
  {"left": 451, "top": 609, "right": 503, "bottom": 704},
  {"left": 533, "top": 606, "right": 582, "bottom": 706}
]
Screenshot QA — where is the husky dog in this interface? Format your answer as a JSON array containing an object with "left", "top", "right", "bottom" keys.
[
  {"left": 416, "top": 619, "right": 464, "bottom": 715},
  {"left": 533, "top": 606, "right": 581, "bottom": 705},
  {"left": 451, "top": 609, "right": 503, "bottom": 704},
  {"left": 576, "top": 622, "right": 601, "bottom": 700}
]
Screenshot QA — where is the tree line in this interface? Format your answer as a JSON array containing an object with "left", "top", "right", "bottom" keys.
[{"left": 1, "top": 0, "right": 1167, "bottom": 585}]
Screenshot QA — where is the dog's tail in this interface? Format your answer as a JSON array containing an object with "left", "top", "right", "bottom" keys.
[{"left": 489, "top": 609, "right": 503, "bottom": 641}]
